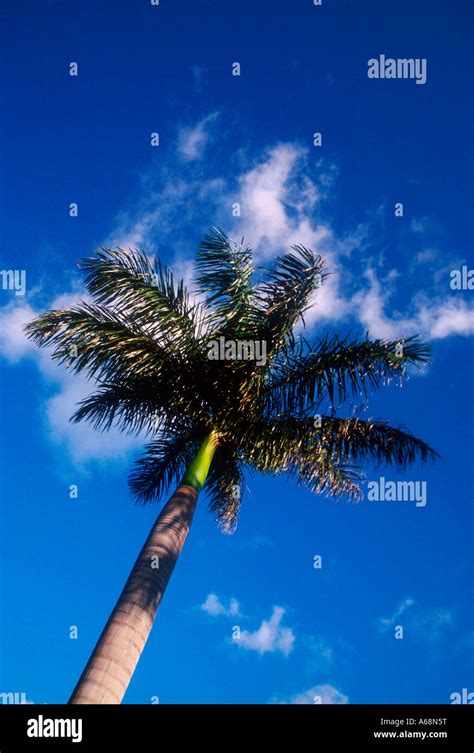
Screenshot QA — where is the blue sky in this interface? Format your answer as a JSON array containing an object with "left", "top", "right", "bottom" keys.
[{"left": 0, "top": 0, "right": 473, "bottom": 704}]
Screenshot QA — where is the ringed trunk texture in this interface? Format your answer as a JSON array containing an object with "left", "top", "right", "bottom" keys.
[{"left": 68, "top": 483, "right": 199, "bottom": 704}]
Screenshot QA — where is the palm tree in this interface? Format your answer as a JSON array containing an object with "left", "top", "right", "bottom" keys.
[{"left": 25, "top": 228, "right": 437, "bottom": 704}]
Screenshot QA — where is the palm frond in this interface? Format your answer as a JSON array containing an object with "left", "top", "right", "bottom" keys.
[
  {"left": 205, "top": 443, "right": 245, "bottom": 533},
  {"left": 129, "top": 426, "right": 204, "bottom": 505},
  {"left": 238, "top": 411, "right": 437, "bottom": 501},
  {"left": 194, "top": 227, "right": 259, "bottom": 335},
  {"left": 80, "top": 247, "right": 208, "bottom": 348},
  {"left": 237, "top": 415, "right": 363, "bottom": 499},
  {"left": 24, "top": 302, "right": 207, "bottom": 385},
  {"left": 254, "top": 245, "right": 327, "bottom": 357},
  {"left": 71, "top": 377, "right": 187, "bottom": 435},
  {"left": 265, "top": 334, "right": 431, "bottom": 415},
  {"left": 320, "top": 416, "right": 440, "bottom": 468}
]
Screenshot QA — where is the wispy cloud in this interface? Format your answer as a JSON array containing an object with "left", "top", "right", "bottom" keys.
[
  {"left": 103, "top": 117, "right": 473, "bottom": 342},
  {"left": 377, "top": 598, "right": 455, "bottom": 646},
  {"left": 377, "top": 597, "right": 415, "bottom": 632},
  {"left": 273, "top": 683, "right": 348, "bottom": 704},
  {"left": 410, "top": 216, "right": 442, "bottom": 236},
  {"left": 177, "top": 112, "right": 219, "bottom": 162},
  {"left": 43, "top": 372, "right": 142, "bottom": 464},
  {"left": 0, "top": 301, "right": 37, "bottom": 363},
  {"left": 354, "top": 270, "right": 474, "bottom": 341},
  {"left": 235, "top": 606, "right": 295, "bottom": 657},
  {"left": 200, "top": 593, "right": 240, "bottom": 618},
  {"left": 0, "top": 291, "right": 143, "bottom": 464}
]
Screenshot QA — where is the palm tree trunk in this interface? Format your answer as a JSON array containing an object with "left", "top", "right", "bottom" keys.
[{"left": 68, "top": 433, "right": 217, "bottom": 704}]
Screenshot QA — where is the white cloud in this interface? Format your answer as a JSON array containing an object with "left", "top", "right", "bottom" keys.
[
  {"left": 0, "top": 291, "right": 143, "bottom": 464},
  {"left": 103, "top": 138, "right": 351, "bottom": 325},
  {"left": 377, "top": 597, "right": 415, "bottom": 632},
  {"left": 232, "top": 145, "right": 350, "bottom": 323},
  {"left": 177, "top": 112, "right": 219, "bottom": 162},
  {"left": 421, "top": 299, "right": 474, "bottom": 339},
  {"left": 353, "top": 269, "right": 406, "bottom": 340},
  {"left": 377, "top": 598, "right": 456, "bottom": 647},
  {"left": 413, "top": 248, "right": 438, "bottom": 266},
  {"left": 44, "top": 372, "right": 142, "bottom": 463},
  {"left": 236, "top": 606, "right": 295, "bottom": 657},
  {"left": 354, "top": 269, "right": 474, "bottom": 341},
  {"left": 0, "top": 301, "right": 37, "bottom": 363},
  {"left": 238, "top": 144, "right": 303, "bottom": 251},
  {"left": 276, "top": 683, "right": 348, "bottom": 705},
  {"left": 105, "top": 177, "right": 191, "bottom": 251},
  {"left": 200, "top": 593, "right": 240, "bottom": 617},
  {"left": 410, "top": 216, "right": 440, "bottom": 236},
  {"left": 103, "top": 119, "right": 474, "bottom": 343},
  {"left": 236, "top": 144, "right": 327, "bottom": 255}
]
